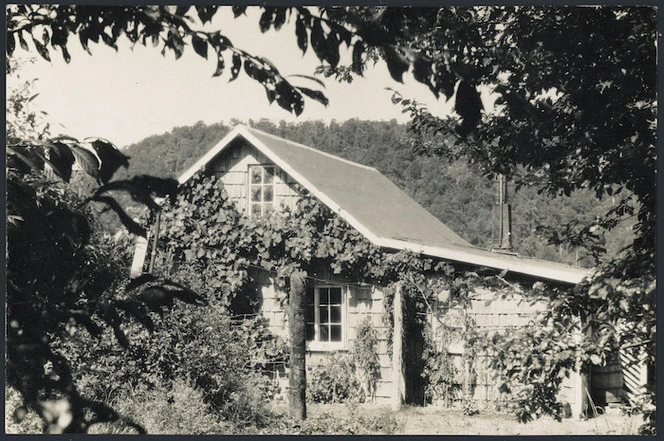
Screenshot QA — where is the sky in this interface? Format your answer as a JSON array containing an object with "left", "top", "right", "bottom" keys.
[{"left": 7, "top": 7, "right": 492, "bottom": 148}]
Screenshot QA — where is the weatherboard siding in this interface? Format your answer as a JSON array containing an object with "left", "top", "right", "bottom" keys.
[
  {"left": 207, "top": 139, "right": 300, "bottom": 213},
  {"left": 255, "top": 269, "right": 395, "bottom": 403}
]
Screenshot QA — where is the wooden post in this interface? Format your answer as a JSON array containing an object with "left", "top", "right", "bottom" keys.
[
  {"left": 391, "top": 282, "right": 405, "bottom": 411},
  {"left": 148, "top": 210, "right": 161, "bottom": 274},
  {"left": 288, "top": 270, "right": 307, "bottom": 420},
  {"left": 130, "top": 235, "right": 149, "bottom": 278},
  {"left": 572, "top": 327, "right": 589, "bottom": 419}
]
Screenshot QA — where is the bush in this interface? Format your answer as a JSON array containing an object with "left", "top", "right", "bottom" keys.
[
  {"left": 421, "top": 325, "right": 460, "bottom": 406},
  {"left": 88, "top": 379, "right": 230, "bottom": 434},
  {"left": 307, "top": 353, "right": 361, "bottom": 403},
  {"left": 351, "top": 318, "right": 381, "bottom": 402}
]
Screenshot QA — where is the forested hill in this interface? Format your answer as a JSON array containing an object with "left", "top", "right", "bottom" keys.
[{"left": 120, "top": 119, "right": 633, "bottom": 267}]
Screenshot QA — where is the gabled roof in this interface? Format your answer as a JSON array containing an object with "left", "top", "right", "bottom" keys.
[{"left": 179, "top": 124, "right": 592, "bottom": 285}]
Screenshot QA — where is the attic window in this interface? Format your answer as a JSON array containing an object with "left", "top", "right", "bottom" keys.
[
  {"left": 248, "top": 165, "right": 275, "bottom": 217},
  {"left": 306, "top": 286, "right": 347, "bottom": 351}
]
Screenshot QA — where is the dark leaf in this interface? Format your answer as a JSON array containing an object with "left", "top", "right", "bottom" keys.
[
  {"left": 32, "top": 37, "right": 51, "bottom": 61},
  {"left": 191, "top": 34, "right": 208, "bottom": 59},
  {"left": 383, "top": 46, "right": 409, "bottom": 83},
  {"left": 175, "top": 5, "right": 190, "bottom": 17},
  {"left": 126, "top": 273, "right": 158, "bottom": 292},
  {"left": 297, "top": 86, "right": 329, "bottom": 106},
  {"left": 412, "top": 53, "right": 434, "bottom": 94},
  {"left": 46, "top": 141, "right": 75, "bottom": 182},
  {"left": 352, "top": 41, "right": 364, "bottom": 75},
  {"left": 244, "top": 59, "right": 270, "bottom": 84},
  {"left": 275, "top": 8, "right": 288, "bottom": 31},
  {"left": 275, "top": 81, "right": 304, "bottom": 115},
  {"left": 69, "top": 145, "right": 100, "bottom": 180},
  {"left": 229, "top": 53, "right": 241, "bottom": 82},
  {"left": 433, "top": 63, "right": 457, "bottom": 100},
  {"left": 213, "top": 55, "right": 224, "bottom": 77},
  {"left": 310, "top": 20, "right": 326, "bottom": 62},
  {"left": 78, "top": 31, "right": 91, "bottom": 55},
  {"left": 7, "top": 32, "right": 15, "bottom": 55},
  {"left": 139, "top": 286, "right": 174, "bottom": 312},
  {"left": 91, "top": 195, "right": 147, "bottom": 237},
  {"left": 18, "top": 31, "right": 29, "bottom": 51},
  {"left": 70, "top": 312, "right": 102, "bottom": 338},
  {"left": 7, "top": 147, "right": 45, "bottom": 176},
  {"left": 114, "top": 300, "right": 154, "bottom": 332},
  {"left": 195, "top": 6, "right": 218, "bottom": 24},
  {"left": 82, "top": 138, "right": 128, "bottom": 183},
  {"left": 259, "top": 8, "right": 274, "bottom": 33},
  {"left": 60, "top": 45, "right": 71, "bottom": 63},
  {"left": 94, "top": 175, "right": 179, "bottom": 210},
  {"left": 100, "top": 33, "right": 118, "bottom": 51},
  {"left": 455, "top": 81, "right": 483, "bottom": 137},
  {"left": 295, "top": 16, "right": 308, "bottom": 54},
  {"left": 324, "top": 32, "right": 340, "bottom": 68},
  {"left": 232, "top": 6, "right": 247, "bottom": 18},
  {"left": 163, "top": 280, "right": 207, "bottom": 305}
]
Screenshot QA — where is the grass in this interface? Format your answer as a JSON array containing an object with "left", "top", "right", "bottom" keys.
[
  {"left": 6, "top": 387, "right": 643, "bottom": 436},
  {"left": 396, "top": 405, "right": 642, "bottom": 435}
]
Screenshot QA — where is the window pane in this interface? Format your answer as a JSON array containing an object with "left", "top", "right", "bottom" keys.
[
  {"left": 264, "top": 167, "right": 274, "bottom": 183},
  {"left": 319, "top": 325, "right": 329, "bottom": 342},
  {"left": 306, "top": 324, "right": 315, "bottom": 341},
  {"left": 264, "top": 186, "right": 273, "bottom": 202},
  {"left": 330, "top": 305, "right": 341, "bottom": 323},
  {"left": 264, "top": 204, "right": 274, "bottom": 215},
  {"left": 330, "top": 325, "right": 342, "bottom": 342},
  {"left": 319, "top": 306, "right": 329, "bottom": 324},
  {"left": 251, "top": 204, "right": 261, "bottom": 216},
  {"left": 250, "top": 167, "right": 262, "bottom": 184},
  {"left": 250, "top": 186, "right": 262, "bottom": 202},
  {"left": 329, "top": 287, "right": 342, "bottom": 304},
  {"left": 319, "top": 288, "right": 329, "bottom": 304}
]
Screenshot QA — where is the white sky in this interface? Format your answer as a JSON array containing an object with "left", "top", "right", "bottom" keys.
[{"left": 8, "top": 7, "right": 494, "bottom": 148}]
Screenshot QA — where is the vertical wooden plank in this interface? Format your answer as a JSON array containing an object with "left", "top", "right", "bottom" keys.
[
  {"left": 392, "top": 282, "right": 405, "bottom": 411},
  {"left": 130, "top": 235, "right": 149, "bottom": 278},
  {"left": 148, "top": 210, "right": 161, "bottom": 274},
  {"left": 572, "top": 329, "right": 589, "bottom": 419}
]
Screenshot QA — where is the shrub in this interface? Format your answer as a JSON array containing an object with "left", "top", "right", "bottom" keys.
[
  {"left": 88, "top": 379, "right": 230, "bottom": 434},
  {"left": 296, "top": 406, "right": 401, "bottom": 435},
  {"left": 421, "top": 325, "right": 460, "bottom": 406},
  {"left": 351, "top": 318, "right": 381, "bottom": 402},
  {"left": 307, "top": 353, "right": 361, "bottom": 403}
]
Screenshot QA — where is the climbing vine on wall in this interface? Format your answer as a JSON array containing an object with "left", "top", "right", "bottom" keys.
[{"left": 153, "top": 171, "right": 588, "bottom": 422}]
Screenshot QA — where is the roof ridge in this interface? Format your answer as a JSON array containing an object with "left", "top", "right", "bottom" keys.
[{"left": 244, "top": 125, "right": 378, "bottom": 172}]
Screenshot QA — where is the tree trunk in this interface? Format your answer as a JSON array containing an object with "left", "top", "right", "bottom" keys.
[{"left": 288, "top": 270, "right": 307, "bottom": 420}]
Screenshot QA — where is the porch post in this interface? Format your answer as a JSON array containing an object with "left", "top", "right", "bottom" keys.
[
  {"left": 391, "top": 282, "right": 405, "bottom": 410},
  {"left": 288, "top": 270, "right": 307, "bottom": 420},
  {"left": 572, "top": 328, "right": 590, "bottom": 419}
]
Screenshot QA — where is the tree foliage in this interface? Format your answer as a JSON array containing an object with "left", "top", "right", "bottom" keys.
[{"left": 5, "top": 61, "right": 197, "bottom": 433}]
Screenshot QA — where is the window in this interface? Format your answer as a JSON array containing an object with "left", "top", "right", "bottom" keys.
[
  {"left": 306, "top": 286, "right": 347, "bottom": 350},
  {"left": 248, "top": 165, "right": 276, "bottom": 217}
]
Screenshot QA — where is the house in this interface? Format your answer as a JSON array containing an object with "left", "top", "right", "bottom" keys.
[{"left": 132, "top": 124, "right": 639, "bottom": 416}]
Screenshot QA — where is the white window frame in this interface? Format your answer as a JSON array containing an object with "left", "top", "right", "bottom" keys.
[
  {"left": 306, "top": 285, "right": 348, "bottom": 352},
  {"left": 247, "top": 164, "right": 276, "bottom": 217}
]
